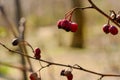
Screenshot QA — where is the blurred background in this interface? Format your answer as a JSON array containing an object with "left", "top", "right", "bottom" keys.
[{"left": 0, "top": 0, "right": 120, "bottom": 80}]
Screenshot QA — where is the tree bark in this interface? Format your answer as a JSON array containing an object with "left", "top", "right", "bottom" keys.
[
  {"left": 71, "top": 0, "right": 85, "bottom": 48},
  {"left": 14, "top": 0, "right": 27, "bottom": 80}
]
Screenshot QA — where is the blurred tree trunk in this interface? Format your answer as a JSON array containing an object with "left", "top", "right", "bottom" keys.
[
  {"left": 14, "top": 0, "right": 27, "bottom": 80},
  {"left": 71, "top": 0, "right": 85, "bottom": 48},
  {"left": 15, "top": 0, "right": 22, "bottom": 27}
]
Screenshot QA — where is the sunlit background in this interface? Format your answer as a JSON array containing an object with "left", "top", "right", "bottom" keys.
[{"left": 0, "top": 0, "right": 120, "bottom": 80}]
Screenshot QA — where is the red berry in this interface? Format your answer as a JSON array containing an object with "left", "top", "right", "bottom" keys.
[
  {"left": 57, "top": 19, "right": 78, "bottom": 32},
  {"left": 109, "top": 26, "right": 118, "bottom": 35},
  {"left": 34, "top": 48, "right": 41, "bottom": 59},
  {"left": 64, "top": 71, "right": 73, "bottom": 80},
  {"left": 70, "top": 22, "right": 78, "bottom": 32},
  {"left": 34, "top": 48, "right": 41, "bottom": 55},
  {"left": 66, "top": 73, "right": 73, "bottom": 80},
  {"left": 61, "top": 19, "right": 69, "bottom": 28},
  {"left": 57, "top": 19, "right": 71, "bottom": 31},
  {"left": 103, "top": 24, "right": 110, "bottom": 34},
  {"left": 57, "top": 19, "right": 63, "bottom": 29},
  {"left": 30, "top": 73, "right": 38, "bottom": 80},
  {"left": 34, "top": 54, "right": 41, "bottom": 59},
  {"left": 61, "top": 19, "right": 71, "bottom": 31}
]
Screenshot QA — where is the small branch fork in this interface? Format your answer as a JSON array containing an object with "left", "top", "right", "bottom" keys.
[
  {"left": 0, "top": 42, "right": 120, "bottom": 80},
  {"left": 65, "top": 0, "right": 120, "bottom": 28},
  {"left": 0, "top": 0, "right": 120, "bottom": 80},
  {"left": 0, "top": 5, "right": 33, "bottom": 73},
  {"left": 88, "top": 0, "right": 120, "bottom": 28}
]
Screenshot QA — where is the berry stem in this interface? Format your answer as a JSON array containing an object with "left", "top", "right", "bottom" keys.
[
  {"left": 21, "top": 40, "right": 34, "bottom": 53},
  {"left": 65, "top": 6, "right": 93, "bottom": 21},
  {"left": 88, "top": 0, "right": 120, "bottom": 28},
  {"left": 39, "top": 61, "right": 43, "bottom": 67},
  {"left": 107, "top": 11, "right": 113, "bottom": 25},
  {"left": 65, "top": 9, "right": 74, "bottom": 19}
]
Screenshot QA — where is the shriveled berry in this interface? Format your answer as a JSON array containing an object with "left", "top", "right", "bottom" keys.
[
  {"left": 34, "top": 54, "right": 41, "bottom": 60},
  {"left": 60, "top": 69, "right": 65, "bottom": 76},
  {"left": 34, "top": 48, "right": 41, "bottom": 55},
  {"left": 110, "top": 13, "right": 116, "bottom": 20},
  {"left": 70, "top": 22, "right": 78, "bottom": 32},
  {"left": 12, "top": 38, "right": 19, "bottom": 46},
  {"left": 116, "top": 15, "right": 120, "bottom": 23},
  {"left": 109, "top": 26, "right": 118, "bottom": 35},
  {"left": 103, "top": 24, "right": 110, "bottom": 34},
  {"left": 34, "top": 48, "right": 41, "bottom": 59},
  {"left": 60, "top": 70, "right": 73, "bottom": 80}
]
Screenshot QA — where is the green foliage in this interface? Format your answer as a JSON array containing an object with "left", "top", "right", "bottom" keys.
[
  {"left": 0, "top": 27, "right": 7, "bottom": 37},
  {"left": 0, "top": 66, "right": 9, "bottom": 75}
]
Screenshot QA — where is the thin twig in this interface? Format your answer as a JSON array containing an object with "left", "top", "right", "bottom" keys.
[
  {"left": 65, "top": 6, "right": 93, "bottom": 20},
  {"left": 98, "top": 76, "right": 104, "bottom": 80},
  {"left": 88, "top": 0, "right": 120, "bottom": 28},
  {"left": 0, "top": 5, "right": 18, "bottom": 37},
  {"left": 1, "top": 42, "right": 120, "bottom": 78},
  {"left": 38, "top": 63, "right": 51, "bottom": 72}
]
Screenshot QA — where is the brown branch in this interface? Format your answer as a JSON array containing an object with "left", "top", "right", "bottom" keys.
[
  {"left": 0, "top": 42, "right": 120, "bottom": 78},
  {"left": 0, "top": 4, "right": 33, "bottom": 73},
  {"left": 98, "top": 76, "right": 104, "bottom": 80},
  {"left": 38, "top": 64, "right": 51, "bottom": 72},
  {"left": 65, "top": 6, "right": 93, "bottom": 19},
  {"left": 1, "top": 0, "right": 120, "bottom": 80},
  {"left": 0, "top": 5, "right": 18, "bottom": 37},
  {"left": 88, "top": 0, "right": 120, "bottom": 28}
]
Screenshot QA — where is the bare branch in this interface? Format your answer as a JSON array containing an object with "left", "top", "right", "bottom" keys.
[
  {"left": 88, "top": 0, "right": 120, "bottom": 28},
  {"left": 1, "top": 42, "right": 120, "bottom": 78}
]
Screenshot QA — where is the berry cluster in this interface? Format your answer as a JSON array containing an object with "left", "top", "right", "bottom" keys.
[
  {"left": 57, "top": 19, "right": 78, "bottom": 32},
  {"left": 34, "top": 48, "right": 41, "bottom": 60},
  {"left": 57, "top": 8, "right": 78, "bottom": 32},
  {"left": 60, "top": 69, "right": 73, "bottom": 80},
  {"left": 102, "top": 10, "right": 120, "bottom": 35},
  {"left": 29, "top": 73, "right": 41, "bottom": 80},
  {"left": 103, "top": 24, "right": 118, "bottom": 35}
]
